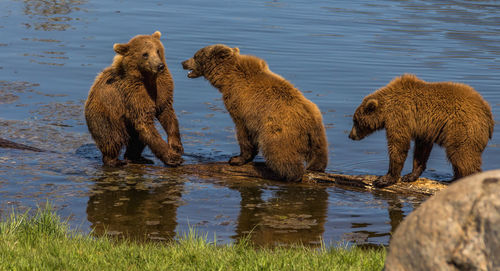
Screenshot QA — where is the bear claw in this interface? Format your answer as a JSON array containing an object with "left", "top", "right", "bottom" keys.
[
  {"left": 164, "top": 155, "right": 184, "bottom": 167},
  {"left": 401, "top": 173, "right": 418, "bottom": 183},
  {"left": 228, "top": 156, "right": 249, "bottom": 166},
  {"left": 373, "top": 175, "right": 397, "bottom": 188}
]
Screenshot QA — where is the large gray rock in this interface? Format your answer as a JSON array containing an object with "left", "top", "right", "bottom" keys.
[{"left": 385, "top": 170, "right": 500, "bottom": 271}]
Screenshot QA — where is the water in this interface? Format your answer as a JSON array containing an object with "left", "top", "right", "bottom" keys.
[{"left": 0, "top": 0, "right": 499, "bottom": 246}]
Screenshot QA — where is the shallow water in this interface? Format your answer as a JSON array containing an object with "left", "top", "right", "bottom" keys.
[{"left": 0, "top": 0, "right": 499, "bottom": 246}]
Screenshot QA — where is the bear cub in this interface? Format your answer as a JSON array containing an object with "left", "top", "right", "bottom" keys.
[
  {"left": 349, "top": 74, "right": 494, "bottom": 188},
  {"left": 85, "top": 31, "right": 183, "bottom": 167},
  {"left": 182, "top": 44, "right": 328, "bottom": 182}
]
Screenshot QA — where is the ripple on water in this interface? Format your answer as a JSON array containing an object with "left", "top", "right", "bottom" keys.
[{"left": 0, "top": 0, "right": 499, "bottom": 247}]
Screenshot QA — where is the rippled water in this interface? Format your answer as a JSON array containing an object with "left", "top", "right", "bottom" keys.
[{"left": 0, "top": 0, "right": 499, "bottom": 246}]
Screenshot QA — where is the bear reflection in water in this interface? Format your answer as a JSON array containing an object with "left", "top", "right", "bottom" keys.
[
  {"left": 86, "top": 166, "right": 410, "bottom": 246},
  {"left": 85, "top": 171, "right": 330, "bottom": 245},
  {"left": 86, "top": 171, "right": 184, "bottom": 241}
]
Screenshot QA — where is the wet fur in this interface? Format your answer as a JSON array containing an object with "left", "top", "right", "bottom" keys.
[
  {"left": 85, "top": 31, "right": 183, "bottom": 167},
  {"left": 349, "top": 74, "right": 494, "bottom": 187},
  {"left": 183, "top": 45, "right": 328, "bottom": 181}
]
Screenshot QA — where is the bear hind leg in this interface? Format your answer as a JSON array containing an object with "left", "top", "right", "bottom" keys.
[
  {"left": 262, "top": 144, "right": 305, "bottom": 182},
  {"left": 447, "top": 145, "right": 482, "bottom": 181},
  {"left": 100, "top": 139, "right": 126, "bottom": 167},
  {"left": 305, "top": 150, "right": 327, "bottom": 172},
  {"left": 305, "top": 132, "right": 328, "bottom": 172},
  {"left": 124, "top": 130, "right": 154, "bottom": 165}
]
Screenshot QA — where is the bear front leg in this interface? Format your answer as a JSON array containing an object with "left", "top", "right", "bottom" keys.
[
  {"left": 134, "top": 120, "right": 183, "bottom": 167},
  {"left": 157, "top": 107, "right": 184, "bottom": 156},
  {"left": 402, "top": 139, "right": 433, "bottom": 183},
  {"left": 229, "top": 121, "right": 258, "bottom": 166},
  {"left": 374, "top": 134, "right": 410, "bottom": 188}
]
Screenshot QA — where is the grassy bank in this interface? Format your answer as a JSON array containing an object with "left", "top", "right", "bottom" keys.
[{"left": 0, "top": 207, "right": 385, "bottom": 270}]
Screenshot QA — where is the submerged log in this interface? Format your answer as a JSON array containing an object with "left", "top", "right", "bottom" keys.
[
  {"left": 0, "top": 138, "right": 43, "bottom": 152},
  {"left": 0, "top": 136, "right": 446, "bottom": 196},
  {"left": 169, "top": 162, "right": 448, "bottom": 196}
]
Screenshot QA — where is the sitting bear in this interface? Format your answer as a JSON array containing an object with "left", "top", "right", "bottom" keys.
[
  {"left": 349, "top": 74, "right": 494, "bottom": 188},
  {"left": 85, "top": 31, "right": 183, "bottom": 167},
  {"left": 182, "top": 44, "right": 328, "bottom": 181}
]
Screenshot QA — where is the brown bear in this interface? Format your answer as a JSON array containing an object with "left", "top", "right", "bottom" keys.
[
  {"left": 182, "top": 44, "right": 328, "bottom": 182},
  {"left": 349, "top": 74, "right": 494, "bottom": 188},
  {"left": 85, "top": 31, "right": 183, "bottom": 167}
]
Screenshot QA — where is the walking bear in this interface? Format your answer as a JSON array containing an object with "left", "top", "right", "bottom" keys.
[
  {"left": 85, "top": 31, "right": 183, "bottom": 167},
  {"left": 349, "top": 74, "right": 494, "bottom": 188},
  {"left": 182, "top": 44, "right": 328, "bottom": 181}
]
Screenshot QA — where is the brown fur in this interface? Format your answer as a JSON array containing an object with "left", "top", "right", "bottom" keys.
[
  {"left": 182, "top": 44, "right": 328, "bottom": 182},
  {"left": 85, "top": 31, "right": 183, "bottom": 167},
  {"left": 349, "top": 74, "right": 494, "bottom": 187}
]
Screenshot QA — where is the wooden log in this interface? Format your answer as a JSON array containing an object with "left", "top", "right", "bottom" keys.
[
  {"left": 0, "top": 138, "right": 43, "bottom": 152},
  {"left": 164, "top": 162, "right": 448, "bottom": 196},
  {"left": 0, "top": 135, "right": 447, "bottom": 196}
]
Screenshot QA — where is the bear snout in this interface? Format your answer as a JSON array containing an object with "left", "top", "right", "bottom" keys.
[
  {"left": 348, "top": 128, "right": 360, "bottom": 140},
  {"left": 181, "top": 59, "right": 190, "bottom": 70},
  {"left": 182, "top": 59, "right": 200, "bottom": 78},
  {"left": 157, "top": 63, "right": 165, "bottom": 72}
]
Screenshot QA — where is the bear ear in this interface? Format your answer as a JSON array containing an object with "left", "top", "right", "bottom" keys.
[
  {"left": 232, "top": 47, "right": 240, "bottom": 54},
  {"left": 214, "top": 46, "right": 233, "bottom": 59},
  {"left": 152, "top": 31, "right": 161, "bottom": 39},
  {"left": 113, "top": 43, "right": 129, "bottom": 55},
  {"left": 365, "top": 99, "right": 379, "bottom": 113}
]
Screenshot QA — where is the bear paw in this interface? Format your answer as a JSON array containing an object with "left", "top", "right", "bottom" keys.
[
  {"left": 125, "top": 156, "right": 155, "bottom": 165},
  {"left": 228, "top": 156, "right": 249, "bottom": 166},
  {"left": 103, "top": 158, "right": 128, "bottom": 167},
  {"left": 401, "top": 173, "right": 419, "bottom": 183},
  {"left": 373, "top": 175, "right": 398, "bottom": 188},
  {"left": 164, "top": 153, "right": 184, "bottom": 167}
]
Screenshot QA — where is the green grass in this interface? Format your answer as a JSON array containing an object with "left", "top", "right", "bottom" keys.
[{"left": 0, "top": 207, "right": 385, "bottom": 270}]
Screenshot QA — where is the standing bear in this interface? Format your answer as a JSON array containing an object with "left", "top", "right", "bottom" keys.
[
  {"left": 85, "top": 31, "right": 183, "bottom": 167},
  {"left": 349, "top": 74, "right": 494, "bottom": 188},
  {"left": 182, "top": 44, "right": 328, "bottom": 182}
]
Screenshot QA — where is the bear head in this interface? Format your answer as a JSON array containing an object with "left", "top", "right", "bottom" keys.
[
  {"left": 349, "top": 98, "right": 384, "bottom": 140},
  {"left": 182, "top": 44, "right": 240, "bottom": 79},
  {"left": 113, "top": 31, "right": 166, "bottom": 76}
]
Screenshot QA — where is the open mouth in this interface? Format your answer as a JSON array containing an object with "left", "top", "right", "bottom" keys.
[{"left": 182, "top": 60, "right": 197, "bottom": 78}]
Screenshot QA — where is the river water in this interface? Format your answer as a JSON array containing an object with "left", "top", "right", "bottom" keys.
[{"left": 0, "top": 0, "right": 499, "bottom": 246}]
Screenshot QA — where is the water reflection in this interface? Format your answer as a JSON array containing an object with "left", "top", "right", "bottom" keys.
[
  {"left": 341, "top": 191, "right": 413, "bottom": 245},
  {"left": 86, "top": 165, "right": 329, "bottom": 246},
  {"left": 0, "top": 81, "right": 38, "bottom": 104},
  {"left": 232, "top": 184, "right": 328, "bottom": 246},
  {"left": 84, "top": 168, "right": 421, "bottom": 246},
  {"left": 86, "top": 169, "right": 185, "bottom": 241},
  {"left": 23, "top": 0, "right": 87, "bottom": 31},
  {"left": 0, "top": 0, "right": 498, "bottom": 247}
]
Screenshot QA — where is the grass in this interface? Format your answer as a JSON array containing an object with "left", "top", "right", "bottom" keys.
[{"left": 0, "top": 206, "right": 385, "bottom": 271}]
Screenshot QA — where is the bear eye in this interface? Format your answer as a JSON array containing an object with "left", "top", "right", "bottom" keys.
[
  {"left": 157, "top": 49, "right": 160, "bottom": 56},
  {"left": 142, "top": 52, "right": 149, "bottom": 59}
]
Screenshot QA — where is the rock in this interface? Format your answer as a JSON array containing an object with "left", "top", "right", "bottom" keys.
[{"left": 385, "top": 170, "right": 500, "bottom": 271}]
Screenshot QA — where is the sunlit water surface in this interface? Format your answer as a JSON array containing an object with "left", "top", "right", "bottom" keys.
[{"left": 0, "top": 0, "right": 499, "bottom": 246}]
